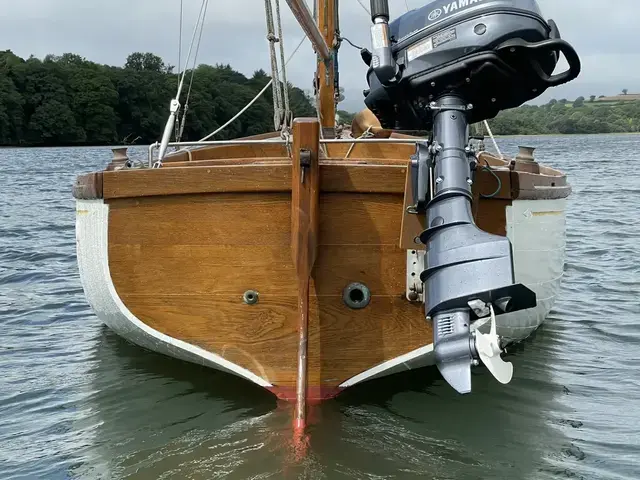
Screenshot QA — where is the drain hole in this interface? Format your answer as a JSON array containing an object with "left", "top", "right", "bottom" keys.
[
  {"left": 349, "top": 288, "right": 364, "bottom": 304},
  {"left": 343, "top": 283, "right": 371, "bottom": 310},
  {"left": 243, "top": 290, "right": 259, "bottom": 305}
]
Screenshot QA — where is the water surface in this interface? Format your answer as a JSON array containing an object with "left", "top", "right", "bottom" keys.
[{"left": 1, "top": 135, "right": 639, "bottom": 479}]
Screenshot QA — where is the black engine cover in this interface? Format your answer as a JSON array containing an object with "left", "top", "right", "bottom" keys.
[{"left": 363, "top": 0, "right": 581, "bottom": 130}]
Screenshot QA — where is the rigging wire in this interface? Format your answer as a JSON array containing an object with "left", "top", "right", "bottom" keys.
[
  {"left": 178, "top": 0, "right": 183, "bottom": 73},
  {"left": 177, "top": 0, "right": 209, "bottom": 142},
  {"left": 174, "top": 35, "right": 307, "bottom": 149},
  {"left": 355, "top": 0, "right": 370, "bottom": 16},
  {"left": 174, "top": 0, "right": 184, "bottom": 141},
  {"left": 176, "top": 0, "right": 208, "bottom": 100},
  {"left": 155, "top": 0, "right": 210, "bottom": 164}
]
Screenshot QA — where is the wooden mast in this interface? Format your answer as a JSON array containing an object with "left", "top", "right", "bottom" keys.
[{"left": 316, "top": 0, "right": 337, "bottom": 136}]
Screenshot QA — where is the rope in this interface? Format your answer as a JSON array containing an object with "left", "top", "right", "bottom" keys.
[
  {"left": 274, "top": 0, "right": 292, "bottom": 132},
  {"left": 315, "top": 90, "right": 329, "bottom": 157},
  {"left": 265, "top": 0, "right": 284, "bottom": 131},
  {"left": 344, "top": 125, "right": 373, "bottom": 159},
  {"left": 483, "top": 120, "right": 503, "bottom": 159}
]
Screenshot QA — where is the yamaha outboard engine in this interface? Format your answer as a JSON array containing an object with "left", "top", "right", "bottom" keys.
[{"left": 364, "top": 0, "right": 580, "bottom": 393}]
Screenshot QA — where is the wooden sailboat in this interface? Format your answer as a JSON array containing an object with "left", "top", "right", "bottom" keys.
[{"left": 73, "top": 0, "right": 580, "bottom": 425}]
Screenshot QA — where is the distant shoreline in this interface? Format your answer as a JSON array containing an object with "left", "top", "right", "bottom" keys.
[
  {"left": 494, "top": 131, "right": 640, "bottom": 138},
  {"left": 1, "top": 131, "right": 639, "bottom": 150}
]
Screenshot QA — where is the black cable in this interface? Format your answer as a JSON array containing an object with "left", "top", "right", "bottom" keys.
[
  {"left": 338, "top": 35, "right": 364, "bottom": 51},
  {"left": 480, "top": 160, "right": 503, "bottom": 199}
]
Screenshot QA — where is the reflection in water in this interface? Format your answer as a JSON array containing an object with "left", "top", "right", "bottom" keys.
[
  {"left": 73, "top": 328, "right": 283, "bottom": 479},
  {"left": 70, "top": 324, "right": 573, "bottom": 479}
]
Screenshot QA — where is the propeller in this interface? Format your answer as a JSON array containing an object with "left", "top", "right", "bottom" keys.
[{"left": 474, "top": 304, "right": 514, "bottom": 385}]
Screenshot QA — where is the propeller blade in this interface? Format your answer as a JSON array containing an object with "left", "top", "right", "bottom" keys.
[
  {"left": 475, "top": 304, "right": 514, "bottom": 385},
  {"left": 475, "top": 333, "right": 514, "bottom": 385}
]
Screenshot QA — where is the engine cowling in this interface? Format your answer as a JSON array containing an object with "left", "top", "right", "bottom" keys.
[{"left": 363, "top": 0, "right": 581, "bottom": 130}]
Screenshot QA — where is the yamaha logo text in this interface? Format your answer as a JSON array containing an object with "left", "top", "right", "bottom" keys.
[{"left": 429, "top": 0, "right": 486, "bottom": 21}]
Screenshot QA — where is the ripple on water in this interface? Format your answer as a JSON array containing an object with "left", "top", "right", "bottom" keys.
[{"left": 1, "top": 137, "right": 640, "bottom": 480}]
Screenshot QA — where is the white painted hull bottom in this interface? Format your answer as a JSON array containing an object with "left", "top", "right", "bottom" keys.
[{"left": 76, "top": 197, "right": 566, "bottom": 394}]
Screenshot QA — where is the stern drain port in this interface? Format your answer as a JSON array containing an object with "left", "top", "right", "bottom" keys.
[{"left": 343, "top": 283, "right": 371, "bottom": 309}]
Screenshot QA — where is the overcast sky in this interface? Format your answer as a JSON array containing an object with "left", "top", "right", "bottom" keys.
[{"left": 1, "top": 0, "right": 638, "bottom": 111}]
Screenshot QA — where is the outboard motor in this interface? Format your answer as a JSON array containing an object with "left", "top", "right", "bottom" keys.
[{"left": 363, "top": 0, "right": 580, "bottom": 394}]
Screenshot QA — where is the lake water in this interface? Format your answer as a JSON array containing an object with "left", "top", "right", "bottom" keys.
[{"left": 1, "top": 135, "right": 639, "bottom": 479}]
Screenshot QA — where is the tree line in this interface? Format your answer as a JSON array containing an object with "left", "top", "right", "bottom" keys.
[
  {"left": 0, "top": 51, "right": 315, "bottom": 147},
  {"left": 485, "top": 96, "right": 640, "bottom": 135},
  {"left": 1, "top": 49, "right": 638, "bottom": 146}
]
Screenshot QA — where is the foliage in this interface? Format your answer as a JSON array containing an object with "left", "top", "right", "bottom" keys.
[
  {"left": 0, "top": 51, "right": 315, "bottom": 146},
  {"left": 486, "top": 98, "right": 640, "bottom": 135},
  {"left": 337, "top": 109, "right": 355, "bottom": 125}
]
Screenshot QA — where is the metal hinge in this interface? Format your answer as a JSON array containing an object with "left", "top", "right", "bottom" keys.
[
  {"left": 299, "top": 149, "right": 311, "bottom": 183},
  {"left": 406, "top": 249, "right": 425, "bottom": 302}
]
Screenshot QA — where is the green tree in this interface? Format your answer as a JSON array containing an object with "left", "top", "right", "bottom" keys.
[
  {"left": 337, "top": 110, "right": 355, "bottom": 125},
  {"left": 0, "top": 75, "right": 24, "bottom": 144},
  {"left": 125, "top": 52, "right": 166, "bottom": 72},
  {"left": 28, "top": 99, "right": 83, "bottom": 145}
]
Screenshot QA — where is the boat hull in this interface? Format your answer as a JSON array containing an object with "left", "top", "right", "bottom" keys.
[{"left": 76, "top": 190, "right": 567, "bottom": 400}]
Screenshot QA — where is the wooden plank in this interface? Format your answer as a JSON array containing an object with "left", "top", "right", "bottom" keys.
[
  {"left": 190, "top": 143, "right": 288, "bottom": 161},
  {"left": 102, "top": 163, "right": 407, "bottom": 199},
  {"left": 161, "top": 157, "right": 290, "bottom": 168},
  {"left": 473, "top": 199, "right": 511, "bottom": 236},
  {"left": 158, "top": 137, "right": 417, "bottom": 164},
  {"left": 73, "top": 172, "right": 103, "bottom": 199},
  {"left": 117, "top": 293, "right": 432, "bottom": 389},
  {"left": 108, "top": 193, "right": 403, "bottom": 246},
  {"left": 324, "top": 142, "right": 416, "bottom": 159},
  {"left": 108, "top": 244, "right": 405, "bottom": 296},
  {"left": 162, "top": 157, "right": 409, "bottom": 168},
  {"left": 321, "top": 164, "right": 406, "bottom": 193},
  {"left": 103, "top": 165, "right": 291, "bottom": 198},
  {"left": 512, "top": 170, "right": 572, "bottom": 200}
]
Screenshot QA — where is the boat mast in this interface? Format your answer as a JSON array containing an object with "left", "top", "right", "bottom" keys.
[
  {"left": 316, "top": 0, "right": 338, "bottom": 136},
  {"left": 284, "top": 0, "right": 337, "bottom": 136}
]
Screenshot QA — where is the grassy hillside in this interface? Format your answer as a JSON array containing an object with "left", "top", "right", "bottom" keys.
[{"left": 484, "top": 97, "right": 640, "bottom": 135}]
